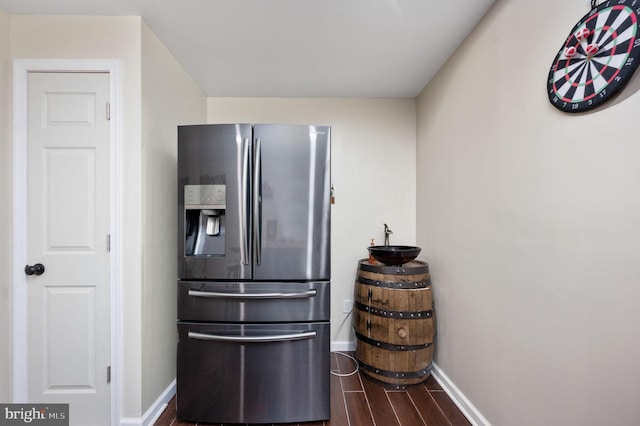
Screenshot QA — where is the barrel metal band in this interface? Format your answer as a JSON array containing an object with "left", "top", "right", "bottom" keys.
[
  {"left": 357, "top": 275, "right": 431, "bottom": 289},
  {"left": 355, "top": 330, "right": 433, "bottom": 351},
  {"left": 358, "top": 359, "right": 433, "bottom": 379},
  {"left": 359, "top": 260, "right": 430, "bottom": 275},
  {"left": 355, "top": 301, "right": 432, "bottom": 319}
]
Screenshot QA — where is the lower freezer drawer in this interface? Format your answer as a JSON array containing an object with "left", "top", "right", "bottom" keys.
[{"left": 176, "top": 321, "right": 330, "bottom": 424}]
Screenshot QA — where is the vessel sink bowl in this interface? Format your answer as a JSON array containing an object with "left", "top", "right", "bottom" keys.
[{"left": 368, "top": 245, "right": 422, "bottom": 266}]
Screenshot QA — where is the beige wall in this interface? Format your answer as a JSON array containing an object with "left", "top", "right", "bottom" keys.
[
  {"left": 9, "top": 15, "right": 207, "bottom": 420},
  {"left": 6, "top": 14, "right": 205, "bottom": 421},
  {"left": 0, "top": 7, "right": 11, "bottom": 402},
  {"left": 6, "top": 15, "right": 206, "bottom": 418},
  {"left": 417, "top": 1, "right": 640, "bottom": 425},
  {"left": 207, "top": 98, "right": 417, "bottom": 343},
  {"left": 140, "top": 22, "right": 206, "bottom": 411},
  {"left": 10, "top": 15, "right": 147, "bottom": 418},
  {"left": 13, "top": 3, "right": 633, "bottom": 424}
]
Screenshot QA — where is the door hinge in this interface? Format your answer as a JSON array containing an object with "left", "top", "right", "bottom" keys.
[
  {"left": 107, "top": 365, "right": 111, "bottom": 384},
  {"left": 106, "top": 102, "right": 111, "bottom": 121},
  {"left": 107, "top": 234, "right": 111, "bottom": 252}
]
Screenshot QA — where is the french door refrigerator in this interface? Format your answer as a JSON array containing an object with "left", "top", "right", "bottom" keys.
[{"left": 176, "top": 123, "right": 331, "bottom": 424}]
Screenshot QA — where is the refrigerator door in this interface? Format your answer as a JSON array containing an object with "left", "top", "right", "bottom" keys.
[
  {"left": 178, "top": 124, "right": 252, "bottom": 280},
  {"left": 253, "top": 124, "right": 331, "bottom": 281},
  {"left": 176, "top": 321, "right": 330, "bottom": 424}
]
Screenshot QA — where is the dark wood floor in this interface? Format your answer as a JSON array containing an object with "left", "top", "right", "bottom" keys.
[{"left": 154, "top": 352, "right": 471, "bottom": 426}]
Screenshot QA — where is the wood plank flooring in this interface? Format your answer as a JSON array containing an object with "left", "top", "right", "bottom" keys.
[{"left": 154, "top": 352, "right": 471, "bottom": 426}]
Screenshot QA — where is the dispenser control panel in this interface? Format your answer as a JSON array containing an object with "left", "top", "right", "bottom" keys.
[{"left": 185, "top": 185, "right": 226, "bottom": 209}]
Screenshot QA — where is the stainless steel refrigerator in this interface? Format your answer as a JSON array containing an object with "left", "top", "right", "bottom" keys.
[{"left": 176, "top": 123, "right": 331, "bottom": 424}]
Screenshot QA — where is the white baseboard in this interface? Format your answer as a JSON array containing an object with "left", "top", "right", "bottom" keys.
[
  {"left": 431, "top": 363, "right": 490, "bottom": 426},
  {"left": 120, "top": 379, "right": 176, "bottom": 426},
  {"left": 331, "top": 340, "right": 356, "bottom": 352}
]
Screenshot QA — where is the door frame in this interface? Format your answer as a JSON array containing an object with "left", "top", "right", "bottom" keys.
[{"left": 12, "top": 59, "right": 122, "bottom": 426}]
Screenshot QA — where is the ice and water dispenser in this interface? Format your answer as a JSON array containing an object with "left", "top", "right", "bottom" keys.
[{"left": 184, "top": 184, "right": 226, "bottom": 256}]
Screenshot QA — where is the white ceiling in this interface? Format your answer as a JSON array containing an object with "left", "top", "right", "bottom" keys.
[{"left": 0, "top": 0, "right": 495, "bottom": 98}]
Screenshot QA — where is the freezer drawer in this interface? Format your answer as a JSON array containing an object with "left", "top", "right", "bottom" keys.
[
  {"left": 178, "top": 280, "right": 330, "bottom": 322},
  {"left": 176, "top": 321, "right": 330, "bottom": 424}
]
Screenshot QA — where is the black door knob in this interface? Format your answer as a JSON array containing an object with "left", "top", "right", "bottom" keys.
[{"left": 25, "top": 263, "right": 45, "bottom": 276}]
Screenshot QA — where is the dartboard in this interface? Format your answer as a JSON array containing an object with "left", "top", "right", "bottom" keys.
[{"left": 548, "top": 0, "right": 640, "bottom": 112}]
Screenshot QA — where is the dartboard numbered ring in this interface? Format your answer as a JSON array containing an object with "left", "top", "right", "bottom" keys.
[{"left": 548, "top": 0, "right": 640, "bottom": 113}]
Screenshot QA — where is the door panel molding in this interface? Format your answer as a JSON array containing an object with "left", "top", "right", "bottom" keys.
[{"left": 12, "top": 59, "right": 121, "bottom": 426}]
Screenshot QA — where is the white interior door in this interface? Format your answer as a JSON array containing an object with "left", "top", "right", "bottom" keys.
[{"left": 26, "top": 72, "right": 111, "bottom": 426}]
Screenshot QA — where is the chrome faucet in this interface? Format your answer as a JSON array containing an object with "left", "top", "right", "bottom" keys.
[{"left": 384, "top": 223, "right": 393, "bottom": 246}]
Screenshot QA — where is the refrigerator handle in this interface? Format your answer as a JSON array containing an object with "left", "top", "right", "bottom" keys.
[
  {"left": 188, "top": 289, "right": 317, "bottom": 299},
  {"left": 188, "top": 330, "right": 317, "bottom": 343},
  {"left": 253, "top": 137, "right": 262, "bottom": 265},
  {"left": 240, "top": 137, "right": 250, "bottom": 265}
]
